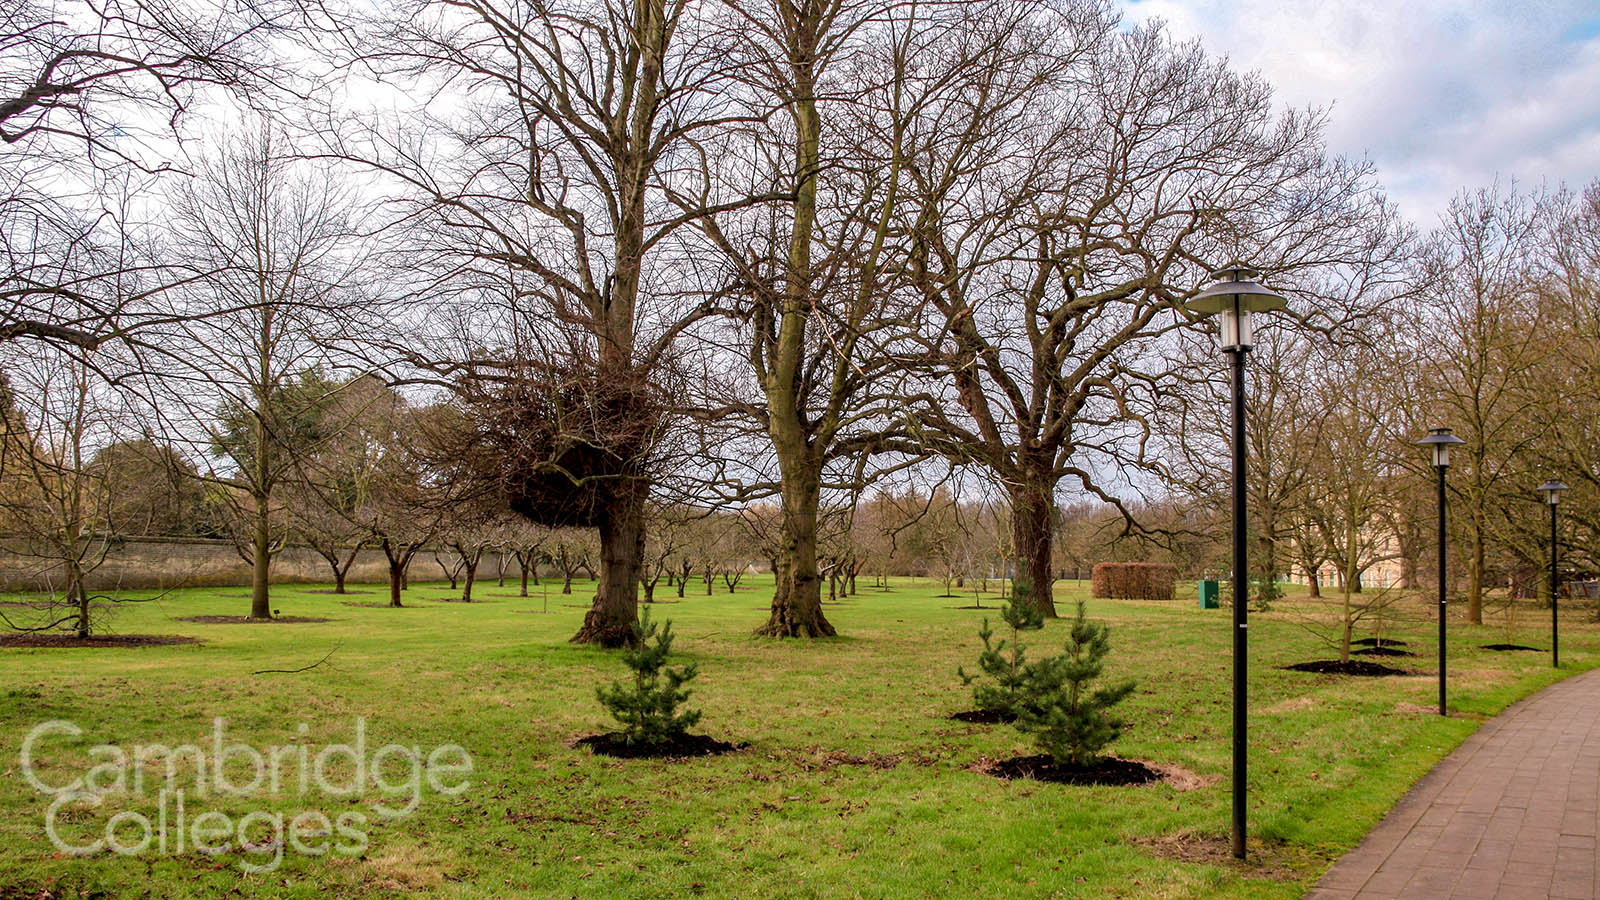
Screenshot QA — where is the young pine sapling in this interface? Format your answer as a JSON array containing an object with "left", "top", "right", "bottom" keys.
[
  {"left": 595, "top": 611, "right": 702, "bottom": 746},
  {"left": 958, "top": 596, "right": 1045, "bottom": 720},
  {"left": 1016, "top": 601, "right": 1136, "bottom": 767}
]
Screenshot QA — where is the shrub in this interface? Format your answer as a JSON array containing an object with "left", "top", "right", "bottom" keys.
[
  {"left": 1015, "top": 601, "right": 1137, "bottom": 766},
  {"left": 958, "top": 595, "right": 1044, "bottom": 719},
  {"left": 595, "top": 610, "right": 701, "bottom": 746},
  {"left": 1090, "top": 562, "right": 1177, "bottom": 602}
]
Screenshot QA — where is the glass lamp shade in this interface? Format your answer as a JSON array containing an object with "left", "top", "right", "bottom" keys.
[
  {"left": 1539, "top": 479, "right": 1569, "bottom": 506},
  {"left": 1416, "top": 426, "right": 1465, "bottom": 468},
  {"left": 1185, "top": 267, "right": 1286, "bottom": 351}
]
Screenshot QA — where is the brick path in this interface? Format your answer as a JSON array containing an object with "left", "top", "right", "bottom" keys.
[{"left": 1307, "top": 667, "right": 1600, "bottom": 899}]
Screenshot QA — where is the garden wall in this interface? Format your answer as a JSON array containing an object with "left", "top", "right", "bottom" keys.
[{"left": 0, "top": 537, "right": 519, "bottom": 593}]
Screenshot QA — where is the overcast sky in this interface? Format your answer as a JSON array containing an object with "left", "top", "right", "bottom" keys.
[{"left": 1116, "top": 0, "right": 1600, "bottom": 228}]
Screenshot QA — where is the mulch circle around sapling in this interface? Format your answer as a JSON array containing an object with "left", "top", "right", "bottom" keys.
[
  {"left": 1, "top": 633, "right": 201, "bottom": 649},
  {"left": 973, "top": 754, "right": 1162, "bottom": 786},
  {"left": 950, "top": 605, "right": 995, "bottom": 610},
  {"left": 1353, "top": 637, "right": 1408, "bottom": 647},
  {"left": 302, "top": 589, "right": 372, "bottom": 595},
  {"left": 176, "top": 615, "right": 334, "bottom": 624},
  {"left": 1282, "top": 660, "right": 1409, "bottom": 676},
  {"left": 1481, "top": 643, "right": 1543, "bottom": 652},
  {"left": 1133, "top": 833, "right": 1303, "bottom": 881},
  {"left": 1353, "top": 646, "right": 1415, "bottom": 657},
  {"left": 949, "top": 709, "right": 1015, "bottom": 724},
  {"left": 573, "top": 733, "right": 745, "bottom": 759}
]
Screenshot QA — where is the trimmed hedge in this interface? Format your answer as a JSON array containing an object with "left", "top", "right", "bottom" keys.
[{"left": 1091, "top": 562, "right": 1178, "bottom": 603}]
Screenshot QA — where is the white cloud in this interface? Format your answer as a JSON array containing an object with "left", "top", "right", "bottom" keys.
[{"left": 1117, "top": 0, "right": 1600, "bottom": 225}]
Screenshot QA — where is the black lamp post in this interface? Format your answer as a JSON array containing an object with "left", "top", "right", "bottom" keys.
[
  {"left": 1538, "top": 479, "right": 1569, "bottom": 667},
  {"left": 1186, "top": 267, "right": 1285, "bottom": 861},
  {"left": 1417, "top": 427, "right": 1464, "bottom": 716}
]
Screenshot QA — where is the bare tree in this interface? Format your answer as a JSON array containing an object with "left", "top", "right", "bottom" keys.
[
  {"left": 1300, "top": 345, "right": 1409, "bottom": 662},
  {"left": 139, "top": 129, "right": 365, "bottom": 619},
  {"left": 902, "top": 18, "right": 1403, "bottom": 617},
  {"left": 1408, "top": 183, "right": 1557, "bottom": 624},
  {"left": 1, "top": 0, "right": 294, "bottom": 351},
  {"left": 334, "top": 0, "right": 773, "bottom": 647},
  {"left": 282, "top": 375, "right": 399, "bottom": 593},
  {"left": 0, "top": 343, "right": 124, "bottom": 636},
  {"left": 690, "top": 0, "right": 1065, "bottom": 635}
]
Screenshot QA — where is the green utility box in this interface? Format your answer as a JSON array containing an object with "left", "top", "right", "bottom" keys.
[{"left": 1198, "top": 580, "right": 1220, "bottom": 609}]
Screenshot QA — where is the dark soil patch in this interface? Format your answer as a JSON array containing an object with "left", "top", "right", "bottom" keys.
[
  {"left": 950, "top": 709, "right": 1015, "bottom": 724},
  {"left": 974, "top": 754, "right": 1161, "bottom": 786},
  {"left": 1132, "top": 833, "right": 1303, "bottom": 881},
  {"left": 1481, "top": 643, "right": 1543, "bottom": 652},
  {"left": 1353, "top": 646, "right": 1415, "bottom": 657},
  {"left": 951, "top": 604, "right": 993, "bottom": 610},
  {"left": 302, "top": 589, "right": 372, "bottom": 595},
  {"left": 176, "top": 615, "right": 333, "bottom": 624},
  {"left": 1353, "top": 637, "right": 1408, "bottom": 647},
  {"left": 1, "top": 633, "right": 201, "bottom": 649},
  {"left": 0, "top": 600, "right": 52, "bottom": 608},
  {"left": 426, "top": 598, "right": 501, "bottom": 604},
  {"left": 573, "top": 732, "right": 745, "bottom": 759},
  {"left": 1282, "top": 660, "right": 1409, "bottom": 676}
]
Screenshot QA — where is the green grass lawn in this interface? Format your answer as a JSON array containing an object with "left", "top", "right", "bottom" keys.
[{"left": 1, "top": 576, "right": 1595, "bottom": 899}]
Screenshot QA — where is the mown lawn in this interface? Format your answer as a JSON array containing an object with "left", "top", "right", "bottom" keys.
[{"left": 1, "top": 575, "right": 1594, "bottom": 899}]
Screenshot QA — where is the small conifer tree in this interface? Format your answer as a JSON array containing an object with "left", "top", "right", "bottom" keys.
[
  {"left": 1016, "top": 600, "right": 1136, "bottom": 766},
  {"left": 958, "top": 595, "right": 1045, "bottom": 719},
  {"left": 595, "top": 610, "right": 702, "bottom": 745}
]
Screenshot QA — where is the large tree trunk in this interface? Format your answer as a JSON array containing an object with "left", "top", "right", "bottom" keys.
[
  {"left": 66, "top": 561, "right": 89, "bottom": 638},
  {"left": 756, "top": 460, "right": 835, "bottom": 638},
  {"left": 752, "top": 18, "right": 834, "bottom": 641},
  {"left": 250, "top": 497, "right": 272, "bottom": 619},
  {"left": 1009, "top": 478, "right": 1059, "bottom": 618},
  {"left": 1340, "top": 592, "right": 1353, "bottom": 664},
  {"left": 1467, "top": 519, "right": 1486, "bottom": 625},
  {"left": 385, "top": 544, "right": 405, "bottom": 608},
  {"left": 1255, "top": 526, "right": 1280, "bottom": 607},
  {"left": 571, "top": 483, "right": 644, "bottom": 647},
  {"left": 519, "top": 553, "right": 532, "bottom": 597},
  {"left": 460, "top": 549, "right": 480, "bottom": 602}
]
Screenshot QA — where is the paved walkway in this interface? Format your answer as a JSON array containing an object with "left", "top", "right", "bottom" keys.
[{"left": 1307, "top": 668, "right": 1600, "bottom": 900}]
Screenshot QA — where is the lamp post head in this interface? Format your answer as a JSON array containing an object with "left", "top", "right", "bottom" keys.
[
  {"left": 1539, "top": 479, "right": 1569, "bottom": 506},
  {"left": 1416, "top": 426, "right": 1465, "bottom": 469},
  {"left": 1185, "top": 267, "right": 1288, "bottom": 351}
]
